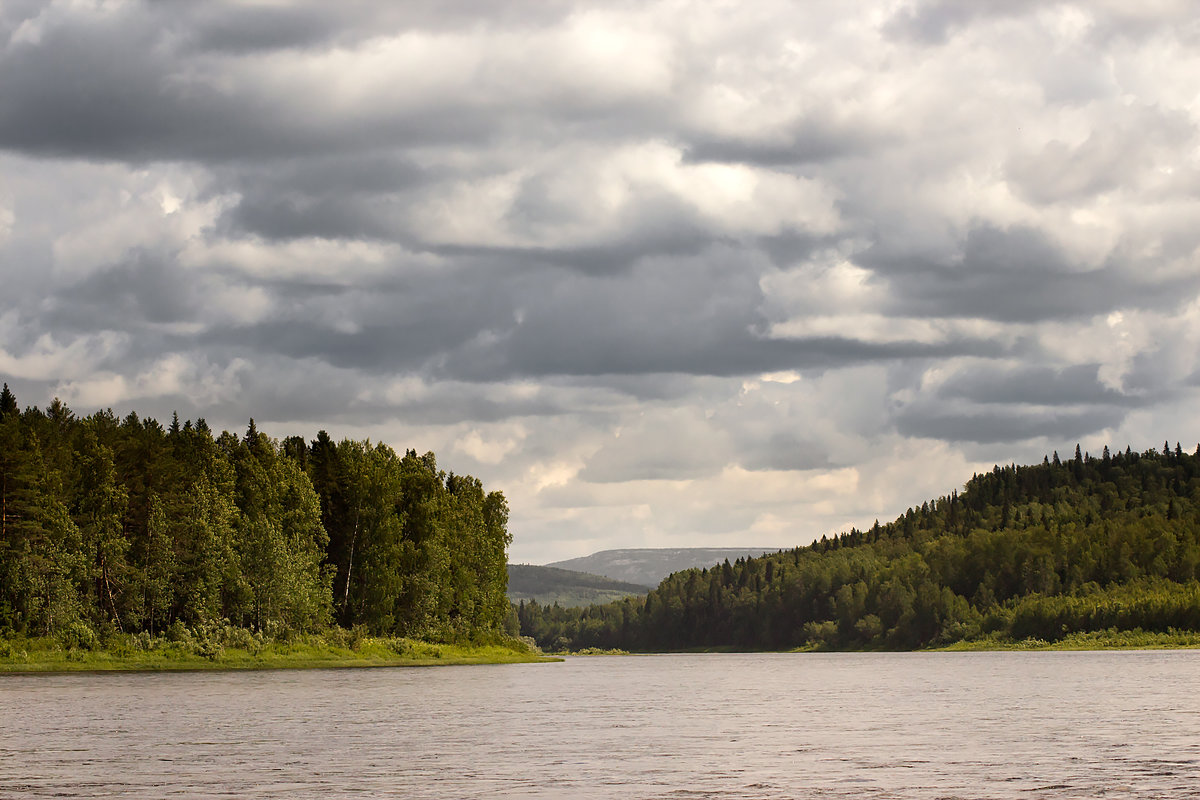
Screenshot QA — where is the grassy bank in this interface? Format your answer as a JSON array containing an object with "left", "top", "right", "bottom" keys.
[
  {"left": 776, "top": 628, "right": 1200, "bottom": 653},
  {"left": 0, "top": 630, "right": 559, "bottom": 673},
  {"left": 935, "top": 628, "right": 1200, "bottom": 651}
]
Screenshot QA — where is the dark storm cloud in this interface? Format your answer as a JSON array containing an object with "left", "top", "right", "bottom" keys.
[
  {"left": 556, "top": 373, "right": 708, "bottom": 404},
  {"left": 50, "top": 251, "right": 195, "bottom": 329},
  {"left": 0, "top": 14, "right": 284, "bottom": 160},
  {"left": 493, "top": 330, "right": 1003, "bottom": 380},
  {"left": 197, "top": 319, "right": 462, "bottom": 374},
  {"left": 862, "top": 225, "right": 1200, "bottom": 323},
  {"left": 194, "top": 274, "right": 519, "bottom": 372},
  {"left": 0, "top": 7, "right": 502, "bottom": 162},
  {"left": 216, "top": 154, "right": 431, "bottom": 242},
  {"left": 935, "top": 364, "right": 1147, "bottom": 409},
  {"left": 192, "top": 362, "right": 572, "bottom": 431},
  {"left": 895, "top": 404, "right": 1124, "bottom": 445},
  {"left": 173, "top": 4, "right": 346, "bottom": 54},
  {"left": 356, "top": 388, "right": 568, "bottom": 427},
  {"left": 756, "top": 231, "right": 840, "bottom": 270},
  {"left": 1112, "top": 347, "right": 1197, "bottom": 400},
  {"left": 431, "top": 256, "right": 1011, "bottom": 381},
  {"left": 739, "top": 434, "right": 833, "bottom": 473},
  {"left": 425, "top": 229, "right": 716, "bottom": 276},
  {"left": 117, "top": 250, "right": 1005, "bottom": 386},
  {"left": 174, "top": 0, "right": 582, "bottom": 50},
  {"left": 683, "top": 120, "right": 887, "bottom": 167},
  {"left": 888, "top": 359, "right": 1154, "bottom": 445},
  {"left": 227, "top": 195, "right": 406, "bottom": 243},
  {"left": 221, "top": 156, "right": 732, "bottom": 263},
  {"left": 226, "top": 156, "right": 430, "bottom": 199},
  {"left": 0, "top": 1, "right": 672, "bottom": 165}
]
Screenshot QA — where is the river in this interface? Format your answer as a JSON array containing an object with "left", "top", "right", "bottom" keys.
[{"left": 2, "top": 651, "right": 1198, "bottom": 798}]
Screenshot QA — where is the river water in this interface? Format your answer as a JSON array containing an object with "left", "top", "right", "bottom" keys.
[{"left": 2, "top": 651, "right": 1199, "bottom": 799}]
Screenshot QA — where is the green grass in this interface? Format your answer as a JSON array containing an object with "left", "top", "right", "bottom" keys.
[
  {"left": 774, "top": 627, "right": 1200, "bottom": 653},
  {"left": 0, "top": 632, "right": 560, "bottom": 673},
  {"left": 935, "top": 628, "right": 1200, "bottom": 651}
]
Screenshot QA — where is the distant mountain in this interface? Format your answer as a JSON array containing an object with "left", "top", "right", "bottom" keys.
[
  {"left": 545, "top": 547, "right": 780, "bottom": 588},
  {"left": 507, "top": 564, "right": 652, "bottom": 607}
]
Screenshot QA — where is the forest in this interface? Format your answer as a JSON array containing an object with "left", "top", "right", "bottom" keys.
[
  {"left": 0, "top": 385, "right": 511, "bottom": 647},
  {"left": 519, "top": 443, "right": 1200, "bottom": 651}
]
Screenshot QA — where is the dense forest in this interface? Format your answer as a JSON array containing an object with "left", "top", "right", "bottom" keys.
[
  {"left": 0, "top": 385, "right": 511, "bottom": 645},
  {"left": 519, "top": 443, "right": 1200, "bottom": 651}
]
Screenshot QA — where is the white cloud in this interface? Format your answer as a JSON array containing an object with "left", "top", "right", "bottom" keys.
[
  {"left": 0, "top": 203, "right": 12, "bottom": 245},
  {"left": 0, "top": 324, "right": 127, "bottom": 382},
  {"left": 53, "top": 354, "right": 250, "bottom": 409},
  {"left": 453, "top": 423, "right": 527, "bottom": 465}
]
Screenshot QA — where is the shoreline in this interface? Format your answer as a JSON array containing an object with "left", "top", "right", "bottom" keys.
[
  {"left": 0, "top": 636, "right": 561, "bottom": 675},
  {"left": 8, "top": 629, "right": 1198, "bottom": 673},
  {"left": 932, "top": 629, "right": 1200, "bottom": 652},
  {"left": 571, "top": 629, "right": 1200, "bottom": 655}
]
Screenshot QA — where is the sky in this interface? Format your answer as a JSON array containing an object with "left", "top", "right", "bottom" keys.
[{"left": 2, "top": 1, "right": 1200, "bottom": 564}]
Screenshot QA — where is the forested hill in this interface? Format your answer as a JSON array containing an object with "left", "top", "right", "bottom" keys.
[
  {"left": 507, "top": 564, "right": 651, "bottom": 607},
  {"left": 0, "top": 386, "right": 510, "bottom": 643},
  {"left": 519, "top": 443, "right": 1200, "bottom": 652},
  {"left": 546, "top": 547, "right": 778, "bottom": 587}
]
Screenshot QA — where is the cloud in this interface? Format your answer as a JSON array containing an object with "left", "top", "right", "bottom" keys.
[
  {"left": 883, "top": 0, "right": 1042, "bottom": 45},
  {"left": 864, "top": 224, "right": 1200, "bottom": 323},
  {"left": 2, "top": 1, "right": 1199, "bottom": 562},
  {"left": 888, "top": 360, "right": 1148, "bottom": 444},
  {"left": 896, "top": 404, "right": 1124, "bottom": 445},
  {"left": 934, "top": 363, "right": 1145, "bottom": 408}
]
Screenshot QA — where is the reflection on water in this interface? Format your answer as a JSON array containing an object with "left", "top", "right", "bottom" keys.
[{"left": 2, "top": 651, "right": 1199, "bottom": 799}]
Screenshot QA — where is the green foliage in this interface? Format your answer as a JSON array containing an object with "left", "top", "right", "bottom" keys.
[
  {"left": 0, "top": 628, "right": 552, "bottom": 672},
  {"left": 519, "top": 445, "right": 1200, "bottom": 652},
  {"left": 0, "top": 395, "right": 510, "bottom": 645}
]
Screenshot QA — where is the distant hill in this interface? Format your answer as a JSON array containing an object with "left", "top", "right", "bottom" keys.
[
  {"left": 545, "top": 547, "right": 780, "bottom": 587},
  {"left": 507, "top": 564, "right": 652, "bottom": 607}
]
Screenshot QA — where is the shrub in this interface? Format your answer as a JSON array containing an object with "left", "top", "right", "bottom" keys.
[{"left": 58, "top": 621, "right": 98, "bottom": 652}]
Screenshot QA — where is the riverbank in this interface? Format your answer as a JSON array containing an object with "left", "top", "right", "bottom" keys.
[
  {"left": 935, "top": 628, "right": 1200, "bottom": 651},
  {"left": 557, "top": 632, "right": 1200, "bottom": 656},
  {"left": 0, "top": 633, "right": 560, "bottom": 673},
  {"left": 772, "top": 628, "right": 1200, "bottom": 653}
]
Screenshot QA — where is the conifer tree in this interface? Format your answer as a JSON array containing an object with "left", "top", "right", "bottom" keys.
[
  {"left": 0, "top": 384, "right": 17, "bottom": 420},
  {"left": 74, "top": 430, "right": 130, "bottom": 631}
]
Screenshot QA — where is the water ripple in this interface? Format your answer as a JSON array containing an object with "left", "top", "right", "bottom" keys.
[{"left": 2, "top": 651, "right": 1199, "bottom": 798}]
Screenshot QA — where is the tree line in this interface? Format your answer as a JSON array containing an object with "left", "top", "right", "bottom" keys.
[
  {"left": 0, "top": 385, "right": 510, "bottom": 643},
  {"left": 519, "top": 443, "right": 1200, "bottom": 650}
]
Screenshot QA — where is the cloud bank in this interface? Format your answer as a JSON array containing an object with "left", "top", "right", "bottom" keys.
[{"left": 3, "top": 1, "right": 1199, "bottom": 561}]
